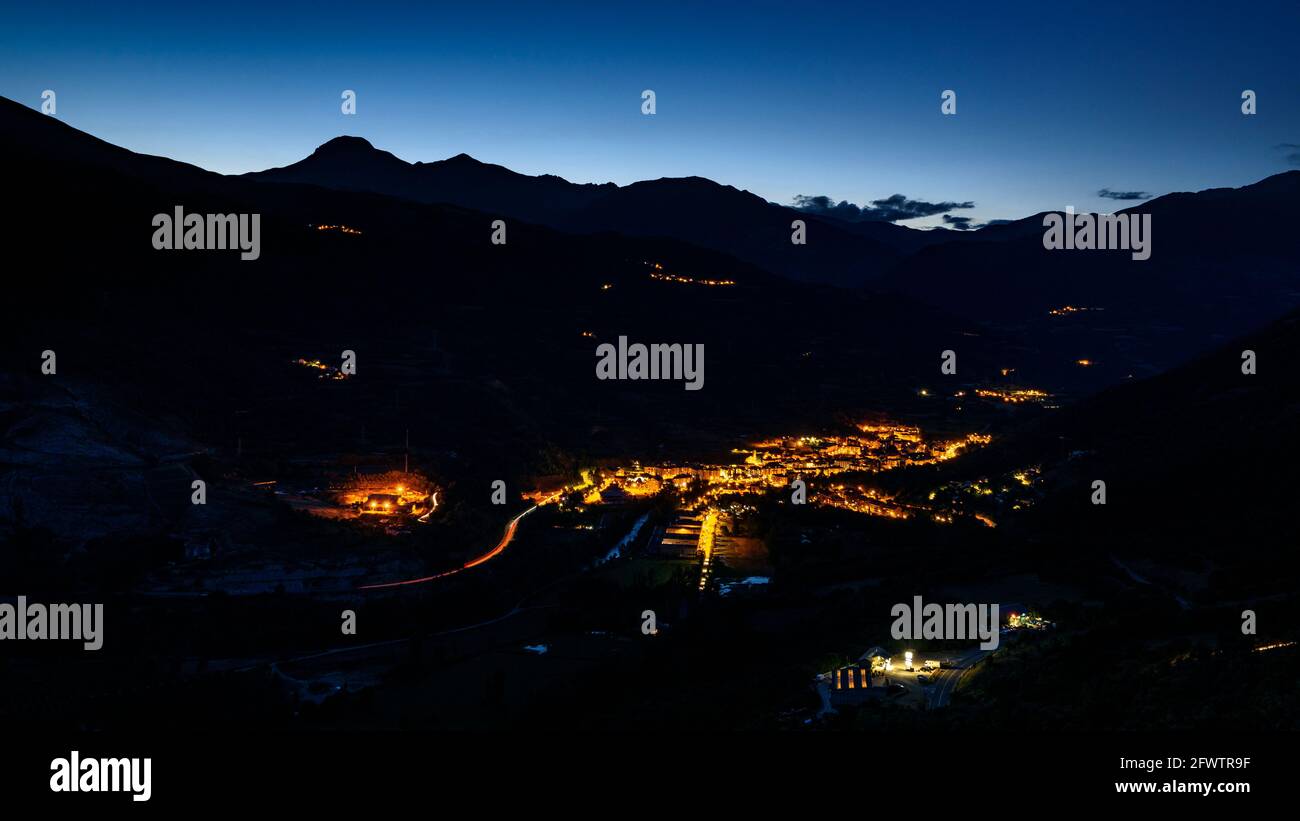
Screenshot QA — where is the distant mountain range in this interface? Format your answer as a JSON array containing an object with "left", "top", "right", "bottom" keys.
[
  {"left": 239, "top": 127, "right": 1300, "bottom": 382},
  {"left": 880, "top": 170, "right": 1300, "bottom": 320},
  {"left": 245, "top": 134, "right": 1300, "bottom": 312},
  {"left": 5, "top": 91, "right": 1300, "bottom": 394},
  {"left": 243, "top": 135, "right": 951, "bottom": 287}
]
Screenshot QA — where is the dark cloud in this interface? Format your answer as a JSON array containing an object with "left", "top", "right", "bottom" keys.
[
  {"left": 1098, "top": 188, "right": 1153, "bottom": 201},
  {"left": 792, "top": 193, "right": 975, "bottom": 223},
  {"left": 943, "top": 215, "right": 1010, "bottom": 231},
  {"left": 1276, "top": 143, "right": 1300, "bottom": 166}
]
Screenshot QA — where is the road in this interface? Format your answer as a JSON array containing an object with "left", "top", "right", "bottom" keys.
[
  {"left": 925, "top": 646, "right": 995, "bottom": 709},
  {"left": 416, "top": 491, "right": 439, "bottom": 523},
  {"left": 358, "top": 492, "right": 560, "bottom": 590}
]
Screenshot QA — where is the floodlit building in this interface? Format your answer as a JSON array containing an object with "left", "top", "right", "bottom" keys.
[
  {"left": 862, "top": 646, "right": 892, "bottom": 674},
  {"left": 332, "top": 470, "right": 436, "bottom": 518},
  {"left": 361, "top": 493, "right": 403, "bottom": 515},
  {"left": 829, "top": 663, "right": 880, "bottom": 705}
]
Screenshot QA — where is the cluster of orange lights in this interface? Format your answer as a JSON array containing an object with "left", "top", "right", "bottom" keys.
[
  {"left": 355, "top": 483, "right": 431, "bottom": 517},
  {"left": 613, "top": 424, "right": 995, "bottom": 521},
  {"left": 933, "top": 432, "right": 992, "bottom": 460},
  {"left": 815, "top": 490, "right": 911, "bottom": 519},
  {"left": 292, "top": 358, "right": 349, "bottom": 380},
  {"left": 313, "top": 224, "right": 363, "bottom": 235},
  {"left": 566, "top": 421, "right": 1006, "bottom": 527},
  {"left": 644, "top": 262, "right": 734, "bottom": 287},
  {"left": 1048, "top": 305, "right": 1101, "bottom": 316},
  {"left": 649, "top": 271, "right": 736, "bottom": 287},
  {"left": 1253, "top": 641, "right": 1297, "bottom": 653},
  {"left": 975, "top": 387, "right": 1050, "bottom": 404}
]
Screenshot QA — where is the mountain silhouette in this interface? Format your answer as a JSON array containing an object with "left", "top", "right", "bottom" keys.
[
  {"left": 244, "top": 136, "right": 924, "bottom": 286},
  {"left": 880, "top": 170, "right": 1300, "bottom": 322},
  {"left": 6, "top": 92, "right": 1300, "bottom": 392},
  {"left": 245, "top": 134, "right": 1300, "bottom": 309},
  {"left": 246, "top": 136, "right": 618, "bottom": 224}
]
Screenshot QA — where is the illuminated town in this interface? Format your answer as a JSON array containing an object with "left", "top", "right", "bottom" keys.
[
  {"left": 645, "top": 261, "right": 736, "bottom": 287},
  {"left": 1048, "top": 305, "right": 1102, "bottom": 316},
  {"left": 292, "top": 357, "right": 351, "bottom": 380},
  {"left": 973, "top": 387, "right": 1051, "bottom": 405},
  {"left": 538, "top": 421, "right": 1033, "bottom": 532}
]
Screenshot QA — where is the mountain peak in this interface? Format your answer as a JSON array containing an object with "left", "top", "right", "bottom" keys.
[{"left": 314, "top": 136, "right": 377, "bottom": 154}]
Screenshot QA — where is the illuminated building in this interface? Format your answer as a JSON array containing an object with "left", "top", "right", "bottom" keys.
[
  {"left": 1007, "top": 611, "right": 1050, "bottom": 630},
  {"left": 828, "top": 663, "right": 883, "bottom": 705},
  {"left": 334, "top": 470, "right": 436, "bottom": 518},
  {"left": 361, "top": 493, "right": 402, "bottom": 515}
]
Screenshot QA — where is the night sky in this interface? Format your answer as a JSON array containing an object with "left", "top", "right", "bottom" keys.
[{"left": 3, "top": 0, "right": 1298, "bottom": 227}]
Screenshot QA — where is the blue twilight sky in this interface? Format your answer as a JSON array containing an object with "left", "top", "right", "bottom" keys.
[{"left": 2, "top": 0, "right": 1298, "bottom": 228}]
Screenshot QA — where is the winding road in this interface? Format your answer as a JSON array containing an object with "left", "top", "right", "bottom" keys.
[
  {"left": 358, "top": 493, "right": 559, "bottom": 590},
  {"left": 925, "top": 646, "right": 995, "bottom": 709}
]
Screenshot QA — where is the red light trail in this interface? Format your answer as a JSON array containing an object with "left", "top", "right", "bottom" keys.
[{"left": 357, "top": 499, "right": 550, "bottom": 590}]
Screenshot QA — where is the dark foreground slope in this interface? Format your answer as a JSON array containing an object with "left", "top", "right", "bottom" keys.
[{"left": 918, "top": 308, "right": 1300, "bottom": 598}]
